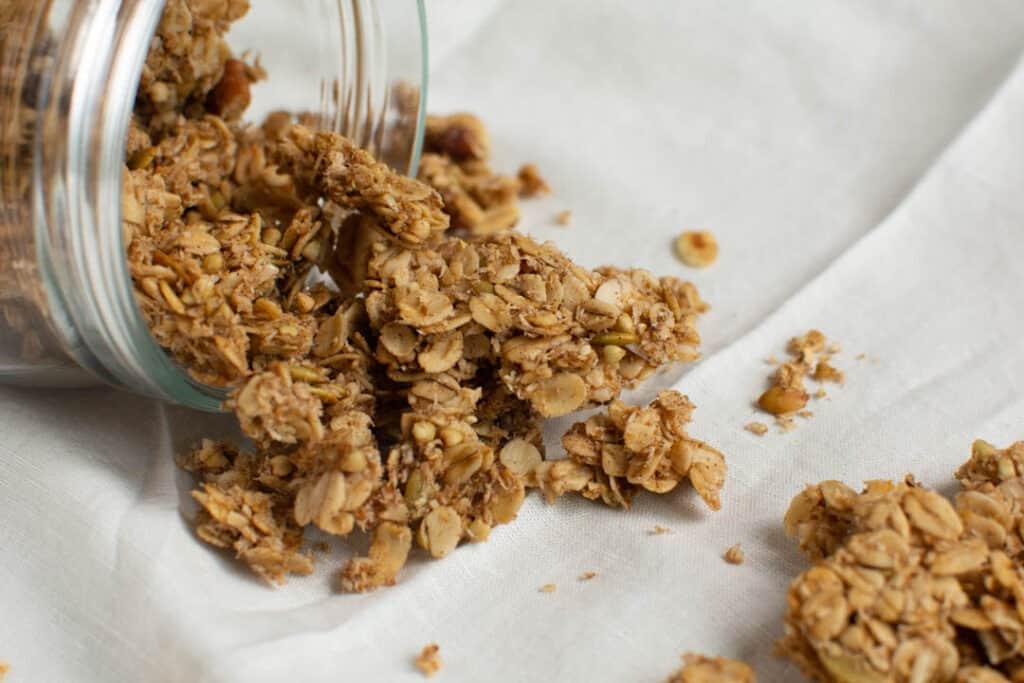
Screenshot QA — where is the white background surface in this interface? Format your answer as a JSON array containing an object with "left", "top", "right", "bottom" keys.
[{"left": 5, "top": 1, "right": 1024, "bottom": 680}]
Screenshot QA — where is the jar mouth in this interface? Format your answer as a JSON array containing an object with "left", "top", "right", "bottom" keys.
[{"left": 39, "top": 0, "right": 428, "bottom": 411}]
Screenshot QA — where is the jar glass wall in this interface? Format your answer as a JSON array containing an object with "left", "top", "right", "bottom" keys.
[{"left": 0, "top": 0, "right": 428, "bottom": 410}]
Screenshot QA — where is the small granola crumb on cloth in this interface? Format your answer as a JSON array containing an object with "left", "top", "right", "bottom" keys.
[
  {"left": 744, "top": 421, "right": 768, "bottom": 436},
  {"left": 650, "top": 525, "right": 674, "bottom": 535},
  {"left": 579, "top": 571, "right": 598, "bottom": 581},
  {"left": 0, "top": 662, "right": 9, "bottom": 681},
  {"left": 555, "top": 209, "right": 572, "bottom": 226},
  {"left": 757, "top": 330, "right": 843, "bottom": 427},
  {"left": 723, "top": 544, "right": 744, "bottom": 565},
  {"left": 675, "top": 230, "right": 719, "bottom": 268},
  {"left": 415, "top": 644, "right": 442, "bottom": 678},
  {"left": 666, "top": 653, "right": 756, "bottom": 683},
  {"left": 539, "top": 583, "right": 557, "bottom": 593}
]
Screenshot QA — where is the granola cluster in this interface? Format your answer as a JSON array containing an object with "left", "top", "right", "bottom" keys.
[
  {"left": 756, "top": 330, "right": 842, "bottom": 431},
  {"left": 418, "top": 113, "right": 550, "bottom": 237},
  {"left": 131, "top": 0, "right": 720, "bottom": 592},
  {"left": 666, "top": 653, "right": 756, "bottom": 683},
  {"left": 559, "top": 391, "right": 726, "bottom": 511},
  {"left": 778, "top": 439, "right": 1024, "bottom": 682}
]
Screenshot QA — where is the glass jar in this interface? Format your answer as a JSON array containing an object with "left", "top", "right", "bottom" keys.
[{"left": 0, "top": 0, "right": 428, "bottom": 411}]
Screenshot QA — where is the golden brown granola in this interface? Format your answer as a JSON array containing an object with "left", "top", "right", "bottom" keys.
[
  {"left": 0, "top": 661, "right": 8, "bottom": 681},
  {"left": 555, "top": 209, "right": 573, "bottom": 226},
  {"left": 415, "top": 643, "right": 442, "bottom": 678},
  {"left": 666, "top": 653, "right": 756, "bottom": 683},
  {"left": 418, "top": 113, "right": 547, "bottom": 238},
  {"left": 674, "top": 230, "right": 719, "bottom": 268},
  {"left": 539, "top": 583, "right": 557, "bottom": 593},
  {"left": 134, "top": 0, "right": 715, "bottom": 592},
  {"left": 778, "top": 440, "right": 1024, "bottom": 682},
  {"left": 724, "top": 544, "right": 744, "bottom": 565},
  {"left": 579, "top": 571, "right": 598, "bottom": 581},
  {"left": 757, "top": 330, "right": 842, "bottom": 424},
  {"left": 559, "top": 391, "right": 726, "bottom": 511},
  {"left": 651, "top": 525, "right": 675, "bottom": 535}
]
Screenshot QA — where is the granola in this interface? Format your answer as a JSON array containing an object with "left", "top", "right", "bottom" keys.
[
  {"left": 724, "top": 544, "right": 745, "bottom": 565},
  {"left": 674, "top": 231, "right": 719, "bottom": 268},
  {"left": 756, "top": 330, "right": 842, "bottom": 424},
  {"left": 778, "top": 439, "right": 1024, "bottom": 682},
  {"left": 559, "top": 391, "right": 726, "bottom": 511},
  {"left": 666, "top": 653, "right": 756, "bottom": 683},
  {"left": 133, "top": 0, "right": 715, "bottom": 592},
  {"left": 415, "top": 643, "right": 442, "bottom": 678}
]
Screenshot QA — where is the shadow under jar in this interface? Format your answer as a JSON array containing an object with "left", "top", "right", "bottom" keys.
[{"left": 0, "top": 0, "right": 428, "bottom": 410}]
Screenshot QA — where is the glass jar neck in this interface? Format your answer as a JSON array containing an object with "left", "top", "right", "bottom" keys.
[{"left": 24, "top": 0, "right": 426, "bottom": 411}]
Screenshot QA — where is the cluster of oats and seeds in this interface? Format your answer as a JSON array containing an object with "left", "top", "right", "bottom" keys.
[
  {"left": 130, "top": 0, "right": 723, "bottom": 592},
  {"left": 778, "top": 440, "right": 1024, "bottom": 682}
]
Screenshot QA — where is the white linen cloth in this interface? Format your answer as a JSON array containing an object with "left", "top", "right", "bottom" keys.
[{"left": 5, "top": 1, "right": 1024, "bottom": 680}]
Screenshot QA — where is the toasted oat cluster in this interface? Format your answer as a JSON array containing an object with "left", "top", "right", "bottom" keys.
[
  {"left": 778, "top": 439, "right": 1024, "bottom": 682},
  {"left": 135, "top": 0, "right": 717, "bottom": 592},
  {"left": 559, "top": 390, "right": 726, "bottom": 511},
  {"left": 756, "top": 330, "right": 842, "bottom": 429},
  {"left": 419, "top": 113, "right": 549, "bottom": 237},
  {"left": 666, "top": 653, "right": 756, "bottom": 683}
]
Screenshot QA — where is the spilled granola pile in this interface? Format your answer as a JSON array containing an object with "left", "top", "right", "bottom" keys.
[
  {"left": 778, "top": 439, "right": 1024, "bottom": 682},
  {"left": 129, "top": 0, "right": 724, "bottom": 591}
]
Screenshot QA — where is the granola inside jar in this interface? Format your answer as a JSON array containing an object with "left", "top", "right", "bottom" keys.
[{"left": 0, "top": 0, "right": 427, "bottom": 408}]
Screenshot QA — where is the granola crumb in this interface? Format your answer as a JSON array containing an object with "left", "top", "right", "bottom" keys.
[
  {"left": 764, "top": 355, "right": 779, "bottom": 364},
  {"left": 666, "top": 653, "right": 755, "bottom": 682},
  {"left": 723, "top": 544, "right": 744, "bottom": 565},
  {"left": 744, "top": 421, "right": 769, "bottom": 436},
  {"left": 674, "top": 230, "right": 719, "bottom": 268},
  {"left": 539, "top": 583, "right": 557, "bottom": 593},
  {"left": 855, "top": 352, "right": 867, "bottom": 361},
  {"left": 775, "top": 416, "right": 796, "bottom": 433},
  {"left": 415, "top": 643, "right": 442, "bottom": 677},
  {"left": 555, "top": 209, "right": 572, "bottom": 226},
  {"left": 650, "top": 525, "right": 674, "bottom": 535},
  {"left": 757, "top": 330, "right": 842, "bottom": 427},
  {"left": 579, "top": 571, "right": 598, "bottom": 581},
  {"left": 0, "top": 662, "right": 9, "bottom": 681},
  {"left": 517, "top": 163, "right": 551, "bottom": 197},
  {"left": 812, "top": 387, "right": 827, "bottom": 400},
  {"left": 796, "top": 410, "right": 813, "bottom": 419}
]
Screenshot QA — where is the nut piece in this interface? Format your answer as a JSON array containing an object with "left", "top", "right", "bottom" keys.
[
  {"left": 757, "top": 386, "right": 808, "bottom": 415},
  {"left": 666, "top": 653, "right": 756, "bottom": 683},
  {"left": 415, "top": 644, "right": 442, "bottom": 678},
  {"left": 674, "top": 230, "right": 719, "bottom": 268},
  {"left": 723, "top": 544, "right": 744, "bottom": 565}
]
